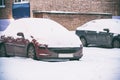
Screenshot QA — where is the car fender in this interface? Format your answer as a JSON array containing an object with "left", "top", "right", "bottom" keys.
[
  {"left": 0, "top": 41, "right": 4, "bottom": 45},
  {"left": 113, "top": 34, "right": 120, "bottom": 40}
]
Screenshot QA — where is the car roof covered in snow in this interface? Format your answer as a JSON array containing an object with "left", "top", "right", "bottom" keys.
[
  {"left": 77, "top": 19, "right": 120, "bottom": 34},
  {"left": 3, "top": 18, "right": 69, "bottom": 37}
]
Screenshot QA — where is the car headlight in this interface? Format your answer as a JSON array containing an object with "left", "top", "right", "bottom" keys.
[{"left": 39, "top": 44, "right": 47, "bottom": 49}]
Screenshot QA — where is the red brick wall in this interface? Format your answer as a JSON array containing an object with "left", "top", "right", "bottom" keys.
[
  {"left": 33, "top": 12, "right": 111, "bottom": 30},
  {"left": 0, "top": 0, "right": 119, "bottom": 19},
  {"left": 31, "top": 0, "right": 120, "bottom": 30},
  {"left": 30, "top": 0, "right": 119, "bottom": 17},
  {"left": 0, "top": 0, "right": 118, "bottom": 30},
  {"left": 0, "top": 0, "right": 13, "bottom": 19}
]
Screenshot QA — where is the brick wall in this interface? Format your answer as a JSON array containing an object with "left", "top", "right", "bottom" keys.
[
  {"left": 30, "top": 0, "right": 118, "bottom": 30},
  {"left": 48, "top": 14, "right": 111, "bottom": 30},
  {"left": 0, "top": 0, "right": 119, "bottom": 19},
  {"left": 0, "top": 0, "right": 13, "bottom": 19},
  {"left": 30, "top": 0, "right": 119, "bottom": 17},
  {"left": 33, "top": 11, "right": 112, "bottom": 30}
]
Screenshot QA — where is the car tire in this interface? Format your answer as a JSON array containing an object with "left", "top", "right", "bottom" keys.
[
  {"left": 70, "top": 58, "right": 79, "bottom": 61},
  {"left": 27, "top": 44, "right": 36, "bottom": 59},
  {"left": 80, "top": 37, "right": 88, "bottom": 47},
  {"left": 112, "top": 39, "right": 120, "bottom": 48},
  {"left": 0, "top": 43, "right": 7, "bottom": 57}
]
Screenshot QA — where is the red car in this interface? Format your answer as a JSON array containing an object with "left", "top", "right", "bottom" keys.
[{"left": 0, "top": 18, "right": 83, "bottom": 60}]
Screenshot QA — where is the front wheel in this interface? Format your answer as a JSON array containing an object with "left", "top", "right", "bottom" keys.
[
  {"left": 80, "top": 37, "right": 88, "bottom": 47},
  {"left": 0, "top": 44, "right": 7, "bottom": 57},
  {"left": 112, "top": 39, "right": 120, "bottom": 48},
  {"left": 27, "top": 44, "right": 36, "bottom": 59}
]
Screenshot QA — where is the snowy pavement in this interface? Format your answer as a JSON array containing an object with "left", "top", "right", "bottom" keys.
[{"left": 0, "top": 47, "right": 120, "bottom": 80}]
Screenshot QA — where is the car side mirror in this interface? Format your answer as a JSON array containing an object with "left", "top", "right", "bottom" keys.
[
  {"left": 103, "top": 28, "right": 109, "bottom": 33},
  {"left": 17, "top": 32, "right": 25, "bottom": 39}
]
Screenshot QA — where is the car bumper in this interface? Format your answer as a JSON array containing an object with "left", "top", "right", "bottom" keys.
[{"left": 36, "top": 46, "right": 83, "bottom": 60}]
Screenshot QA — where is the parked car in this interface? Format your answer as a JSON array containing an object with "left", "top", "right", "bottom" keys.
[
  {"left": 0, "top": 18, "right": 83, "bottom": 60},
  {"left": 76, "top": 19, "right": 120, "bottom": 48}
]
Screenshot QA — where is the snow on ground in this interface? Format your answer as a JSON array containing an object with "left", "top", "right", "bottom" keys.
[{"left": 0, "top": 47, "right": 120, "bottom": 80}]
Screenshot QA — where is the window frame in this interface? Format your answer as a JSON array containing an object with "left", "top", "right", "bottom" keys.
[
  {"left": 13, "top": 0, "right": 29, "bottom": 4},
  {"left": 0, "top": 0, "right": 5, "bottom": 8}
]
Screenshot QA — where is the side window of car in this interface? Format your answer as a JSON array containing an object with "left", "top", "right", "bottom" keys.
[
  {"left": 99, "top": 31, "right": 109, "bottom": 35},
  {"left": 87, "top": 31, "right": 96, "bottom": 34}
]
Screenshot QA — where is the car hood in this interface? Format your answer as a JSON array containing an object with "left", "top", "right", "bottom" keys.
[{"left": 34, "top": 33, "right": 82, "bottom": 48}]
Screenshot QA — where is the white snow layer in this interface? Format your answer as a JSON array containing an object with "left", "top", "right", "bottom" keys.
[
  {"left": 2, "top": 18, "right": 81, "bottom": 47},
  {"left": 77, "top": 19, "right": 120, "bottom": 34},
  {"left": 0, "top": 47, "right": 120, "bottom": 80}
]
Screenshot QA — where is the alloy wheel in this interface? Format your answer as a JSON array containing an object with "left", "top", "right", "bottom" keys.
[
  {"left": 27, "top": 45, "right": 36, "bottom": 59},
  {"left": 112, "top": 39, "right": 120, "bottom": 48},
  {"left": 80, "top": 37, "right": 87, "bottom": 47}
]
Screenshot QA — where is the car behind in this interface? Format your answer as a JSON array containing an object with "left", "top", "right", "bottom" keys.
[{"left": 76, "top": 19, "right": 120, "bottom": 48}]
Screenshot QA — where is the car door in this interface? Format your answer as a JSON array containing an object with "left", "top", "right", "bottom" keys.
[
  {"left": 5, "top": 36, "right": 16, "bottom": 56},
  {"left": 97, "top": 31, "right": 111, "bottom": 46},
  {"left": 14, "top": 38, "right": 26, "bottom": 57},
  {"left": 13, "top": 32, "right": 29, "bottom": 57},
  {"left": 4, "top": 35, "right": 26, "bottom": 57},
  {"left": 85, "top": 31, "right": 97, "bottom": 44}
]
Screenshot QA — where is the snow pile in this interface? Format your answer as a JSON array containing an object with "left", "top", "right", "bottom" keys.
[
  {"left": 77, "top": 19, "right": 120, "bottom": 34},
  {"left": 0, "top": 47, "right": 120, "bottom": 80}
]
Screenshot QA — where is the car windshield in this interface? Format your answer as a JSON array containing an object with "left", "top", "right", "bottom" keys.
[{"left": 3, "top": 18, "right": 69, "bottom": 38}]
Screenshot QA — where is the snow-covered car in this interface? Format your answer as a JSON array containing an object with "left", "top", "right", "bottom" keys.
[
  {"left": 0, "top": 18, "right": 83, "bottom": 60},
  {"left": 76, "top": 19, "right": 120, "bottom": 48}
]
